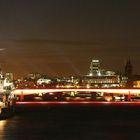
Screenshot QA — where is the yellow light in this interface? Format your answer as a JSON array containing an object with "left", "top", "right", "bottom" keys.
[
  {"left": 106, "top": 98, "right": 111, "bottom": 102},
  {"left": 86, "top": 84, "right": 90, "bottom": 89},
  {"left": 0, "top": 120, "right": 7, "bottom": 131}
]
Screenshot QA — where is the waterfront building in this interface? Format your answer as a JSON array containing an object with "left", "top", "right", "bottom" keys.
[
  {"left": 37, "top": 78, "right": 52, "bottom": 85},
  {"left": 125, "top": 59, "right": 133, "bottom": 77},
  {"left": 83, "top": 59, "right": 127, "bottom": 88},
  {"left": 124, "top": 59, "right": 133, "bottom": 87},
  {"left": 55, "top": 76, "right": 80, "bottom": 88},
  {"left": 133, "top": 80, "right": 140, "bottom": 88},
  {"left": 132, "top": 75, "right": 140, "bottom": 88},
  {"left": 88, "top": 59, "right": 100, "bottom": 76},
  {"left": 25, "top": 73, "right": 42, "bottom": 80}
]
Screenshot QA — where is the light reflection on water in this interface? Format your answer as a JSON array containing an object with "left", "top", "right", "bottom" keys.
[
  {"left": 0, "top": 120, "right": 7, "bottom": 130},
  {"left": 0, "top": 120, "right": 7, "bottom": 139},
  {"left": 1, "top": 106, "right": 140, "bottom": 140}
]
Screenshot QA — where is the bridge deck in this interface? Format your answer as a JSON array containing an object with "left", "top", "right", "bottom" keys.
[{"left": 13, "top": 88, "right": 140, "bottom": 95}]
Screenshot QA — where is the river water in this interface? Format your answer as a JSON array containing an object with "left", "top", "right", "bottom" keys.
[{"left": 1, "top": 104, "right": 140, "bottom": 140}]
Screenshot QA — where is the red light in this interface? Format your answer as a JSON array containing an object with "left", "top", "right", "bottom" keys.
[{"left": 16, "top": 101, "right": 140, "bottom": 105}]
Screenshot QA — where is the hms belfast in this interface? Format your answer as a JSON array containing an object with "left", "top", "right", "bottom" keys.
[{"left": 0, "top": 69, "right": 16, "bottom": 119}]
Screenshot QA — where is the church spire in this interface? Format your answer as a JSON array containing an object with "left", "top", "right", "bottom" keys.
[
  {"left": 125, "top": 58, "right": 133, "bottom": 77},
  {"left": 125, "top": 58, "right": 133, "bottom": 87}
]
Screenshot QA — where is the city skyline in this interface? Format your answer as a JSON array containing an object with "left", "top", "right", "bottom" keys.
[
  {"left": 1, "top": 56, "right": 135, "bottom": 79},
  {"left": 0, "top": 1, "right": 140, "bottom": 78}
]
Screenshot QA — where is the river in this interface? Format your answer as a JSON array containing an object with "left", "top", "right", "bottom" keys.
[{"left": 0, "top": 104, "right": 140, "bottom": 140}]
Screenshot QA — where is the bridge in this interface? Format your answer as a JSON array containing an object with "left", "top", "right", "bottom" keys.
[
  {"left": 13, "top": 88, "right": 140, "bottom": 105},
  {"left": 12, "top": 88, "right": 140, "bottom": 95}
]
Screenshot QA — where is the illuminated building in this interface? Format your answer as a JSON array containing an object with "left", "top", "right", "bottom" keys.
[
  {"left": 133, "top": 81, "right": 140, "bottom": 88},
  {"left": 83, "top": 59, "right": 127, "bottom": 88},
  {"left": 26, "top": 73, "right": 42, "bottom": 80},
  {"left": 132, "top": 75, "right": 140, "bottom": 88},
  {"left": 37, "top": 78, "right": 52, "bottom": 85},
  {"left": 88, "top": 59, "right": 100, "bottom": 76}
]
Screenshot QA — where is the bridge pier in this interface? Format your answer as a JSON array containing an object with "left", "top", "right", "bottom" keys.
[
  {"left": 20, "top": 92, "right": 24, "bottom": 101},
  {"left": 128, "top": 91, "right": 131, "bottom": 101}
]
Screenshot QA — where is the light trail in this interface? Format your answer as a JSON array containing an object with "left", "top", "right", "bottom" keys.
[{"left": 12, "top": 88, "right": 140, "bottom": 95}]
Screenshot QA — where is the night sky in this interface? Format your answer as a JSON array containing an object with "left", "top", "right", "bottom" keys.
[{"left": 0, "top": 0, "right": 140, "bottom": 78}]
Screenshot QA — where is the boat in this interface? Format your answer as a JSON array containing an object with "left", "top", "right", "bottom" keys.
[{"left": 0, "top": 71, "right": 16, "bottom": 119}]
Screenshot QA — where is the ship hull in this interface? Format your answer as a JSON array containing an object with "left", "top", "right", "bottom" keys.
[{"left": 0, "top": 106, "right": 15, "bottom": 119}]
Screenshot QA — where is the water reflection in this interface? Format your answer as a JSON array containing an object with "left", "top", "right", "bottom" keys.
[
  {"left": 0, "top": 120, "right": 7, "bottom": 130},
  {"left": 0, "top": 120, "right": 8, "bottom": 139},
  {"left": 0, "top": 106, "right": 140, "bottom": 140}
]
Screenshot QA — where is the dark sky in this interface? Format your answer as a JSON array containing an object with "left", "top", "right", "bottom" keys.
[{"left": 0, "top": 0, "right": 140, "bottom": 78}]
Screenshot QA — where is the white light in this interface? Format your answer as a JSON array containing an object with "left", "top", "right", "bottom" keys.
[
  {"left": 0, "top": 48, "right": 5, "bottom": 51},
  {"left": 92, "top": 60, "right": 99, "bottom": 62},
  {"left": 89, "top": 73, "right": 93, "bottom": 76},
  {"left": 98, "top": 71, "right": 101, "bottom": 76}
]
